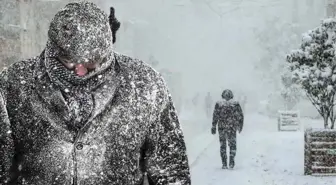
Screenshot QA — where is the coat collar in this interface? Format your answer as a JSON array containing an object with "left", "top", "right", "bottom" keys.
[{"left": 32, "top": 51, "right": 124, "bottom": 135}]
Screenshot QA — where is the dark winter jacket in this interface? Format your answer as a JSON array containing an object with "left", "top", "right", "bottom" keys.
[
  {"left": 212, "top": 99, "right": 244, "bottom": 132},
  {"left": 0, "top": 51, "right": 190, "bottom": 185}
]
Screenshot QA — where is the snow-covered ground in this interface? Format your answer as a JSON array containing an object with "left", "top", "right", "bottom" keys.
[
  {"left": 180, "top": 114, "right": 214, "bottom": 166},
  {"left": 188, "top": 113, "right": 336, "bottom": 185}
]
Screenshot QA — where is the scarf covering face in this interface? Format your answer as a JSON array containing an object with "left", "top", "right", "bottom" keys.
[{"left": 43, "top": 2, "right": 116, "bottom": 131}]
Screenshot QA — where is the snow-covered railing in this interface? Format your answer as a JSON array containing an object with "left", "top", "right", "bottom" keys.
[
  {"left": 304, "top": 128, "right": 336, "bottom": 175},
  {"left": 277, "top": 110, "right": 300, "bottom": 131}
]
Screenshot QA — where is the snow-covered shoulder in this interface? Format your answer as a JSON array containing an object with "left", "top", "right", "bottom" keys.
[
  {"left": 115, "top": 52, "right": 171, "bottom": 105},
  {"left": 216, "top": 99, "right": 240, "bottom": 106},
  {"left": 0, "top": 57, "right": 39, "bottom": 91}
]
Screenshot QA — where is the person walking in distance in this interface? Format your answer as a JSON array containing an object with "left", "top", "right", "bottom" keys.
[{"left": 211, "top": 89, "right": 244, "bottom": 169}]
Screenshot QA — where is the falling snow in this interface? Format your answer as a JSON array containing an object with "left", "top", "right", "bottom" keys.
[
  {"left": 0, "top": 2, "right": 189, "bottom": 185},
  {"left": 1, "top": 0, "right": 336, "bottom": 185}
]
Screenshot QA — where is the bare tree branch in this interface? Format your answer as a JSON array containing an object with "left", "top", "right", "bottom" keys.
[{"left": 306, "top": 92, "right": 324, "bottom": 116}]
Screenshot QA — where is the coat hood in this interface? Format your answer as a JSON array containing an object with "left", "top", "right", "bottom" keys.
[{"left": 222, "top": 89, "right": 234, "bottom": 100}]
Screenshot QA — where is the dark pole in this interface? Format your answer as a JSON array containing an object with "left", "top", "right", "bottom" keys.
[{"left": 109, "top": 6, "right": 121, "bottom": 44}]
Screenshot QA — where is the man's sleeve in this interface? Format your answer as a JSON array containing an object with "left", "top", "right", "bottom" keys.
[
  {"left": 212, "top": 103, "right": 219, "bottom": 128},
  {"left": 234, "top": 103, "right": 244, "bottom": 132},
  {"left": 0, "top": 91, "right": 15, "bottom": 184},
  {"left": 145, "top": 86, "right": 191, "bottom": 185}
]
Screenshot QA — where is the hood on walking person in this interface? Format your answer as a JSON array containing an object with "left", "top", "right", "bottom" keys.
[
  {"left": 46, "top": 1, "right": 114, "bottom": 77},
  {"left": 222, "top": 89, "right": 234, "bottom": 101}
]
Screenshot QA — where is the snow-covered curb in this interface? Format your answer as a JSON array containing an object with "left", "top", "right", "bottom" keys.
[
  {"left": 187, "top": 132, "right": 216, "bottom": 168},
  {"left": 179, "top": 116, "right": 217, "bottom": 168}
]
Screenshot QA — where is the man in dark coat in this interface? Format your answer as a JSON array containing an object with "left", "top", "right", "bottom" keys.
[
  {"left": 0, "top": 2, "right": 190, "bottom": 185},
  {"left": 211, "top": 89, "right": 244, "bottom": 169}
]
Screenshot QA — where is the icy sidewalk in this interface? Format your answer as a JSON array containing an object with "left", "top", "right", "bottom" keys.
[
  {"left": 185, "top": 129, "right": 216, "bottom": 167},
  {"left": 190, "top": 114, "right": 336, "bottom": 185},
  {"left": 179, "top": 115, "right": 216, "bottom": 166}
]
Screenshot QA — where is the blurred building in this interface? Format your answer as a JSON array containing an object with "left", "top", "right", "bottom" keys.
[{"left": 0, "top": 0, "right": 98, "bottom": 69}]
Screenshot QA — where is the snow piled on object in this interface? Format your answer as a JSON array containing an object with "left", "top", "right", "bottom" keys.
[{"left": 287, "top": 18, "right": 336, "bottom": 112}]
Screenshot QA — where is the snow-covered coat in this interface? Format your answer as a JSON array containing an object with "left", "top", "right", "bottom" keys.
[
  {"left": 212, "top": 99, "right": 244, "bottom": 132},
  {"left": 0, "top": 2, "right": 190, "bottom": 185},
  {"left": 0, "top": 52, "right": 190, "bottom": 185}
]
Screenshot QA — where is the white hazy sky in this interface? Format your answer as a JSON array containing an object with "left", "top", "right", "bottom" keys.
[{"left": 98, "top": 0, "right": 325, "bottom": 109}]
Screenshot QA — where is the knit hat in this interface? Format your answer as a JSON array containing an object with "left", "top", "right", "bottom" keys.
[
  {"left": 47, "top": 1, "right": 113, "bottom": 64},
  {"left": 44, "top": 1, "right": 116, "bottom": 86}
]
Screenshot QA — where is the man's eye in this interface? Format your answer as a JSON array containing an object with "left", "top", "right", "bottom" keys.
[
  {"left": 58, "top": 56, "right": 72, "bottom": 63},
  {"left": 62, "top": 62, "right": 75, "bottom": 69}
]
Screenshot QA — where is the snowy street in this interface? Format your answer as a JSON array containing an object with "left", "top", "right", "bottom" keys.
[{"left": 188, "top": 114, "right": 336, "bottom": 185}]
